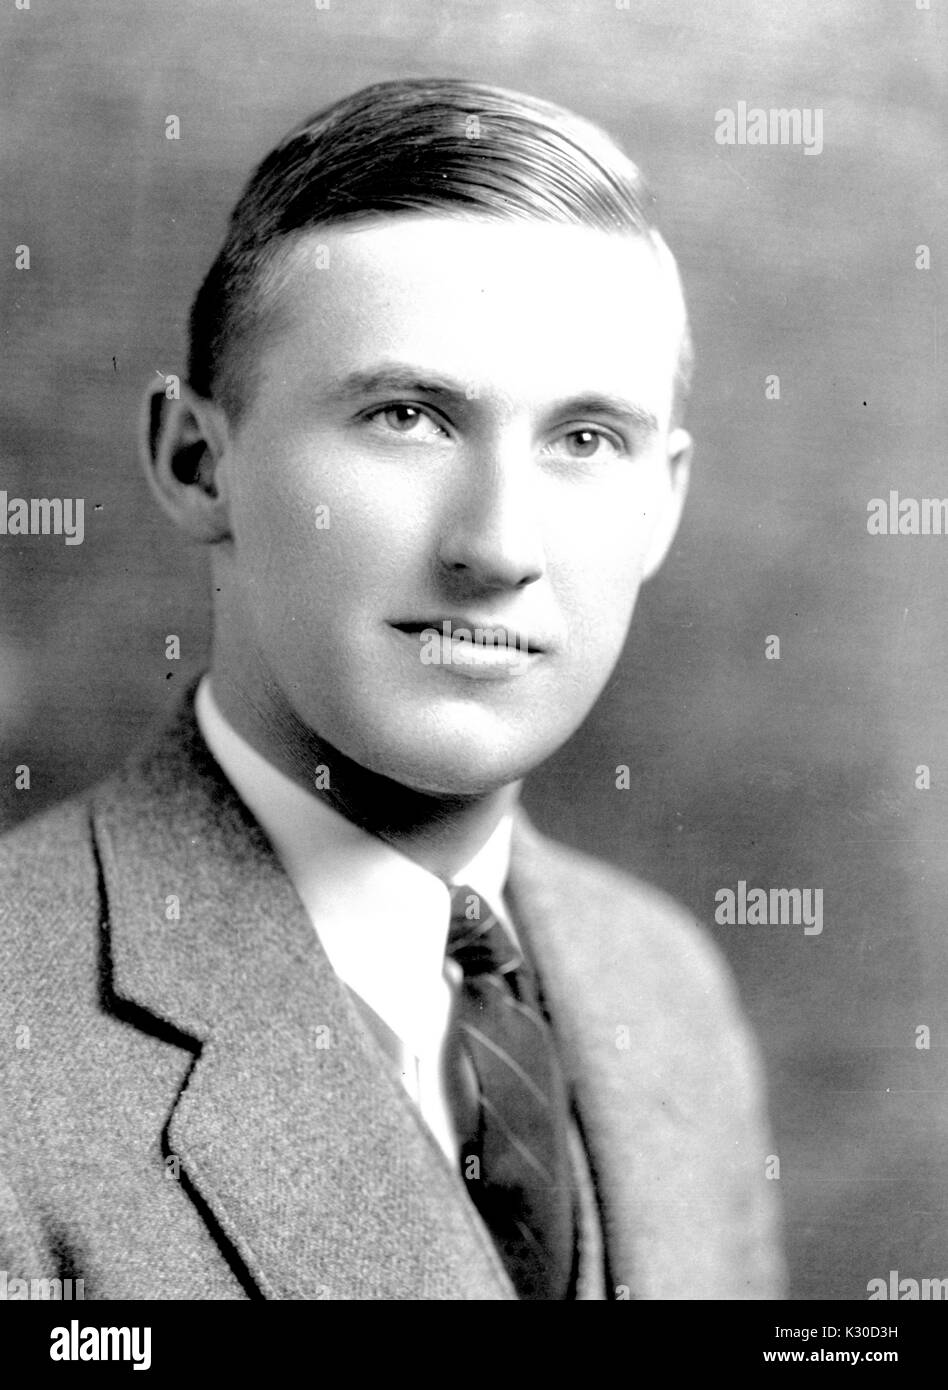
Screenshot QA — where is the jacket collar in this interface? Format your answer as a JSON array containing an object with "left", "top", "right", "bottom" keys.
[
  {"left": 507, "top": 817, "right": 760, "bottom": 1300},
  {"left": 91, "top": 685, "right": 515, "bottom": 1300}
]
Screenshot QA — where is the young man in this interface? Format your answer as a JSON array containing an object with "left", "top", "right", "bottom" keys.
[{"left": 0, "top": 79, "right": 784, "bottom": 1300}]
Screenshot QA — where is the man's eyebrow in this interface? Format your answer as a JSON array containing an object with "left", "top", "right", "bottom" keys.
[
  {"left": 320, "top": 367, "right": 466, "bottom": 403},
  {"left": 553, "top": 394, "right": 659, "bottom": 435},
  {"left": 320, "top": 366, "right": 659, "bottom": 434}
]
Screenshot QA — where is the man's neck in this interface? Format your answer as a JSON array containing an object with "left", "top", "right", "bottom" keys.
[{"left": 206, "top": 666, "right": 521, "bottom": 881}]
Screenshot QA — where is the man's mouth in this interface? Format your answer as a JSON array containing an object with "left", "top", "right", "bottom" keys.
[
  {"left": 388, "top": 616, "right": 546, "bottom": 680},
  {"left": 390, "top": 617, "right": 542, "bottom": 655}
]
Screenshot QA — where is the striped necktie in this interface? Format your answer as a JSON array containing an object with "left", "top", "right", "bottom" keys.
[{"left": 444, "top": 883, "right": 577, "bottom": 1299}]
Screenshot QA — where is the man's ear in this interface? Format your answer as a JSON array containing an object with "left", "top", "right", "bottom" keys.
[
  {"left": 139, "top": 378, "right": 233, "bottom": 543},
  {"left": 641, "top": 426, "right": 693, "bottom": 582}
]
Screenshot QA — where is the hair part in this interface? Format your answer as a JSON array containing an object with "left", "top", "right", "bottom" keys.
[{"left": 187, "top": 77, "right": 693, "bottom": 427}]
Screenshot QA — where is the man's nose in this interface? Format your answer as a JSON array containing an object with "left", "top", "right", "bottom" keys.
[{"left": 437, "top": 442, "right": 546, "bottom": 591}]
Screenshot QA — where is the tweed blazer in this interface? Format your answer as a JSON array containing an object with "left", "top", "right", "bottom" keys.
[{"left": 0, "top": 690, "right": 785, "bottom": 1299}]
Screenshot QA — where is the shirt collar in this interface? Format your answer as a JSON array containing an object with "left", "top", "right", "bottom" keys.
[{"left": 194, "top": 675, "right": 514, "bottom": 1054}]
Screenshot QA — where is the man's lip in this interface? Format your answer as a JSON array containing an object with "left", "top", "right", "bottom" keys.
[{"left": 389, "top": 618, "right": 545, "bottom": 654}]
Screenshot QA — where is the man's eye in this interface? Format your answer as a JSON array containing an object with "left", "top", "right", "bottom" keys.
[
  {"left": 366, "top": 403, "right": 448, "bottom": 440},
  {"left": 543, "top": 428, "right": 623, "bottom": 461}
]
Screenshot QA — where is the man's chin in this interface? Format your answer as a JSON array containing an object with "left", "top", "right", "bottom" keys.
[
  {"left": 367, "top": 747, "right": 535, "bottom": 800},
  {"left": 351, "top": 725, "right": 557, "bottom": 800}
]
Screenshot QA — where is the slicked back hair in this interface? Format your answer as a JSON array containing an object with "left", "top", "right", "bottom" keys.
[{"left": 187, "top": 77, "right": 693, "bottom": 426}]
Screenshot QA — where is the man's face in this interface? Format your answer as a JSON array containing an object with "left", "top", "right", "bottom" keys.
[{"left": 213, "top": 216, "right": 689, "bottom": 795}]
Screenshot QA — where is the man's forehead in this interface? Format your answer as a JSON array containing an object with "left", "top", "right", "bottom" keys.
[
  {"left": 280, "top": 216, "right": 678, "bottom": 314},
  {"left": 260, "top": 216, "right": 683, "bottom": 411}
]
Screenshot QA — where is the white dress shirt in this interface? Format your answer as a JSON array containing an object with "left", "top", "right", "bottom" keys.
[{"left": 194, "top": 675, "right": 515, "bottom": 1164}]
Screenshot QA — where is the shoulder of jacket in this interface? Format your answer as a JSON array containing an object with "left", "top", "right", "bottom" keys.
[
  {"left": 513, "top": 822, "right": 771, "bottom": 1118},
  {"left": 0, "top": 787, "right": 103, "bottom": 926},
  {"left": 516, "top": 823, "right": 746, "bottom": 1014}
]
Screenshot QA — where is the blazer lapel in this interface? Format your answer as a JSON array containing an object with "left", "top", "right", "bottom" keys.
[
  {"left": 507, "top": 812, "right": 705, "bottom": 1300},
  {"left": 92, "top": 693, "right": 514, "bottom": 1300},
  {"left": 508, "top": 811, "right": 782, "bottom": 1300}
]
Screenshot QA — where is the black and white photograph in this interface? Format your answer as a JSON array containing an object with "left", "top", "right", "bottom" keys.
[{"left": 0, "top": 0, "right": 944, "bottom": 1351}]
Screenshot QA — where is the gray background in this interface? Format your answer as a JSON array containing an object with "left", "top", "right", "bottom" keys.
[{"left": 2, "top": 0, "right": 946, "bottom": 1300}]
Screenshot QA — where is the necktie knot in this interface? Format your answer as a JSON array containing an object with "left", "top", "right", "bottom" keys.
[{"left": 447, "top": 884, "right": 521, "bottom": 978}]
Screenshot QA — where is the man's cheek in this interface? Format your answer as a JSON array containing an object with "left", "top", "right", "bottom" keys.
[{"left": 568, "top": 534, "right": 644, "bottom": 604}]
